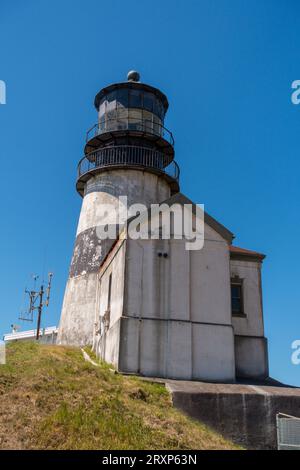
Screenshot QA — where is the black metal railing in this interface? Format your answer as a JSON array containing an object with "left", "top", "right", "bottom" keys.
[
  {"left": 77, "top": 146, "right": 180, "bottom": 182},
  {"left": 86, "top": 118, "right": 174, "bottom": 146}
]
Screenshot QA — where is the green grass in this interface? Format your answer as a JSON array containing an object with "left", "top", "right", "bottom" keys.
[{"left": 0, "top": 342, "right": 239, "bottom": 450}]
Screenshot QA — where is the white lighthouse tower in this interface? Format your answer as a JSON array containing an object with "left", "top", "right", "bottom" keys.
[
  {"left": 58, "top": 72, "right": 268, "bottom": 384},
  {"left": 58, "top": 71, "right": 179, "bottom": 346}
]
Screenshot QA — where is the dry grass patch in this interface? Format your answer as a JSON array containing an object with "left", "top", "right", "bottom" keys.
[{"left": 0, "top": 341, "right": 239, "bottom": 450}]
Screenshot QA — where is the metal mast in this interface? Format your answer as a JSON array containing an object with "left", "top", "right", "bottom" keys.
[{"left": 19, "top": 272, "right": 53, "bottom": 340}]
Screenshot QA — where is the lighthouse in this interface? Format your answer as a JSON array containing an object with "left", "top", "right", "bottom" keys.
[
  {"left": 58, "top": 71, "right": 179, "bottom": 346},
  {"left": 58, "top": 72, "right": 268, "bottom": 383}
]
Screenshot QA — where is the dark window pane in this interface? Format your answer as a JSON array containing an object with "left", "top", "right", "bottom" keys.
[
  {"left": 153, "top": 97, "right": 160, "bottom": 117},
  {"left": 143, "top": 92, "right": 154, "bottom": 112},
  {"left": 160, "top": 101, "right": 165, "bottom": 118},
  {"left": 231, "top": 286, "right": 240, "bottom": 298},
  {"left": 232, "top": 298, "right": 241, "bottom": 312},
  {"left": 129, "top": 89, "right": 142, "bottom": 108},
  {"left": 117, "top": 88, "right": 128, "bottom": 107},
  {"left": 107, "top": 91, "right": 117, "bottom": 103},
  {"left": 231, "top": 284, "right": 242, "bottom": 314}
]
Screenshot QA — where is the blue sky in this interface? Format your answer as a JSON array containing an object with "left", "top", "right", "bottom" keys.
[{"left": 0, "top": 0, "right": 299, "bottom": 386}]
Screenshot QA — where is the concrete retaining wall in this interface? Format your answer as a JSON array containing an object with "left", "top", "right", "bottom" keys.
[{"left": 167, "top": 381, "right": 300, "bottom": 449}]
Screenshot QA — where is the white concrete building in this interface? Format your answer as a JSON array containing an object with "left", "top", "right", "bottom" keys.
[
  {"left": 3, "top": 326, "right": 58, "bottom": 344},
  {"left": 58, "top": 72, "right": 268, "bottom": 382}
]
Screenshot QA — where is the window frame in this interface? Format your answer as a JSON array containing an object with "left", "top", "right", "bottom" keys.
[
  {"left": 231, "top": 278, "right": 245, "bottom": 317},
  {"left": 107, "top": 273, "right": 112, "bottom": 311}
]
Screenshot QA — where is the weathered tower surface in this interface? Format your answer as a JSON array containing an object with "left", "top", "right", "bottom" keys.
[{"left": 58, "top": 71, "right": 179, "bottom": 345}]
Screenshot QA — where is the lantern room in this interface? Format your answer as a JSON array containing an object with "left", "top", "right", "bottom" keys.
[{"left": 94, "top": 71, "right": 169, "bottom": 138}]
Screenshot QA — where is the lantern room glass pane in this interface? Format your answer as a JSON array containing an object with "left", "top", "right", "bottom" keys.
[
  {"left": 129, "top": 89, "right": 142, "bottom": 108},
  {"left": 153, "top": 114, "right": 162, "bottom": 136},
  {"left": 106, "top": 109, "right": 116, "bottom": 120},
  {"left": 107, "top": 90, "right": 117, "bottom": 103},
  {"left": 99, "top": 114, "right": 106, "bottom": 132},
  {"left": 99, "top": 98, "right": 106, "bottom": 117},
  {"left": 117, "top": 89, "right": 128, "bottom": 108},
  {"left": 97, "top": 87, "right": 165, "bottom": 137},
  {"left": 143, "top": 92, "right": 154, "bottom": 113},
  {"left": 152, "top": 97, "right": 160, "bottom": 118},
  {"left": 115, "top": 107, "right": 128, "bottom": 130},
  {"left": 128, "top": 108, "right": 143, "bottom": 130}
]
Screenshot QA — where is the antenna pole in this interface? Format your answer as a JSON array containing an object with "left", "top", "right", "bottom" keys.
[
  {"left": 19, "top": 272, "right": 53, "bottom": 339},
  {"left": 36, "top": 284, "right": 44, "bottom": 341},
  {"left": 45, "top": 272, "right": 53, "bottom": 307}
]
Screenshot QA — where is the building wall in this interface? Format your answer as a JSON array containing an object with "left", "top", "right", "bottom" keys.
[
  {"left": 230, "top": 258, "right": 268, "bottom": 379},
  {"left": 58, "top": 273, "right": 98, "bottom": 346},
  {"left": 119, "top": 221, "right": 236, "bottom": 381},
  {"left": 230, "top": 259, "right": 264, "bottom": 337},
  {"left": 190, "top": 225, "right": 232, "bottom": 326},
  {"left": 90, "top": 208, "right": 268, "bottom": 382},
  {"left": 124, "top": 224, "right": 231, "bottom": 324},
  {"left": 58, "top": 169, "right": 170, "bottom": 346},
  {"left": 93, "top": 239, "right": 126, "bottom": 366},
  {"left": 235, "top": 335, "right": 268, "bottom": 379},
  {"left": 118, "top": 318, "right": 235, "bottom": 381},
  {"left": 77, "top": 169, "right": 170, "bottom": 234}
]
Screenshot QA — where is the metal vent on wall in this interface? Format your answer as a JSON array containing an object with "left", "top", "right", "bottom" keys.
[{"left": 277, "top": 413, "right": 300, "bottom": 450}]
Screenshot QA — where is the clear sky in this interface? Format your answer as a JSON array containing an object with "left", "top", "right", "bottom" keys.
[{"left": 0, "top": 0, "right": 299, "bottom": 386}]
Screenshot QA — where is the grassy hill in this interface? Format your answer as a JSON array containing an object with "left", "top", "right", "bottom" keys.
[{"left": 0, "top": 342, "right": 239, "bottom": 450}]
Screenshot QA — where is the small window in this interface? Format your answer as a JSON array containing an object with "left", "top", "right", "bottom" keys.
[{"left": 231, "top": 282, "right": 244, "bottom": 316}]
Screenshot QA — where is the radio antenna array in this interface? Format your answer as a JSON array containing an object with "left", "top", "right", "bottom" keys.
[{"left": 18, "top": 272, "right": 54, "bottom": 340}]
